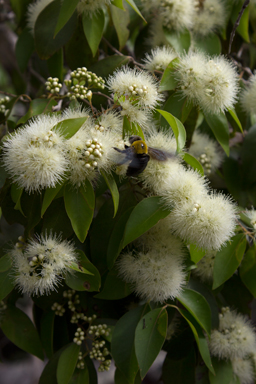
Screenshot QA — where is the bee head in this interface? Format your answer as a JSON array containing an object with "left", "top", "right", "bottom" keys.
[{"left": 131, "top": 140, "right": 148, "bottom": 155}]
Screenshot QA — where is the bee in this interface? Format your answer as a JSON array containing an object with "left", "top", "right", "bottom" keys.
[{"left": 113, "top": 135, "right": 175, "bottom": 176}]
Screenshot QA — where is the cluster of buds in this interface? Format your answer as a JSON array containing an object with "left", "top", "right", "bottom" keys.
[
  {"left": 192, "top": 202, "right": 201, "bottom": 214},
  {"left": 89, "top": 339, "right": 111, "bottom": 371},
  {"left": 77, "top": 351, "right": 85, "bottom": 369},
  {"left": 70, "top": 313, "right": 97, "bottom": 324},
  {"left": 51, "top": 302, "right": 65, "bottom": 316},
  {"left": 65, "top": 67, "right": 105, "bottom": 101},
  {"left": 45, "top": 77, "right": 62, "bottom": 95},
  {"left": 88, "top": 324, "right": 111, "bottom": 337},
  {"left": 199, "top": 152, "right": 212, "bottom": 174},
  {"left": 73, "top": 327, "right": 85, "bottom": 345},
  {"left": 78, "top": 138, "right": 103, "bottom": 170},
  {"left": 128, "top": 84, "right": 148, "bottom": 98},
  {"left": 0, "top": 96, "right": 10, "bottom": 116}
]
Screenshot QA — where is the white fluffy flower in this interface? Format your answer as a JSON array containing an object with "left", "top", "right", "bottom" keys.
[
  {"left": 209, "top": 307, "right": 256, "bottom": 361},
  {"left": 158, "top": 0, "right": 196, "bottom": 32},
  {"left": 27, "top": 0, "right": 54, "bottom": 33},
  {"left": 95, "top": 111, "right": 123, "bottom": 134},
  {"left": 241, "top": 75, "right": 256, "bottom": 115},
  {"left": 192, "top": 250, "right": 216, "bottom": 283},
  {"left": 192, "top": 0, "right": 227, "bottom": 37},
  {"left": 189, "top": 131, "right": 223, "bottom": 175},
  {"left": 2, "top": 114, "right": 68, "bottom": 193},
  {"left": 107, "top": 67, "right": 164, "bottom": 110},
  {"left": 77, "top": 0, "right": 112, "bottom": 16},
  {"left": 12, "top": 233, "right": 77, "bottom": 296},
  {"left": 118, "top": 246, "right": 186, "bottom": 303},
  {"left": 176, "top": 52, "right": 239, "bottom": 114},
  {"left": 231, "top": 357, "right": 255, "bottom": 384},
  {"left": 167, "top": 193, "right": 237, "bottom": 250},
  {"left": 143, "top": 46, "right": 178, "bottom": 72},
  {"left": 245, "top": 207, "right": 256, "bottom": 230}
]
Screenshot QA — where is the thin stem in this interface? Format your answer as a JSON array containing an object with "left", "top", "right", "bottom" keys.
[
  {"left": 228, "top": 0, "right": 250, "bottom": 54},
  {"left": 0, "top": 90, "right": 31, "bottom": 102}
]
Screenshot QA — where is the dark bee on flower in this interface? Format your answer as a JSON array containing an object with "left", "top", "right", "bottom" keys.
[{"left": 113, "top": 135, "right": 175, "bottom": 176}]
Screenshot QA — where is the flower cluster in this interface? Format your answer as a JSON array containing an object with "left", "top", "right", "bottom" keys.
[
  {"left": 192, "top": 0, "right": 227, "bottom": 37},
  {"left": 209, "top": 307, "right": 256, "bottom": 384},
  {"left": 143, "top": 46, "right": 178, "bottom": 72},
  {"left": 11, "top": 233, "right": 77, "bottom": 296},
  {"left": 245, "top": 208, "right": 256, "bottom": 231},
  {"left": 45, "top": 77, "right": 62, "bottom": 95},
  {"left": 0, "top": 96, "right": 10, "bottom": 115},
  {"left": 107, "top": 67, "right": 164, "bottom": 129},
  {"left": 175, "top": 51, "right": 239, "bottom": 114}
]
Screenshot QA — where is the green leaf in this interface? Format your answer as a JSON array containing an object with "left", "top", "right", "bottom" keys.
[
  {"left": 135, "top": 308, "right": 167, "bottom": 379},
  {"left": 65, "top": 250, "right": 101, "bottom": 292},
  {"left": 54, "top": 0, "right": 79, "bottom": 37},
  {"left": 183, "top": 153, "right": 204, "bottom": 176},
  {"left": 122, "top": 196, "right": 171, "bottom": 248},
  {"left": 53, "top": 117, "right": 88, "bottom": 139},
  {"left": 212, "top": 234, "right": 247, "bottom": 290},
  {"left": 203, "top": 111, "right": 229, "bottom": 156},
  {"left": 100, "top": 170, "right": 119, "bottom": 217},
  {"left": 189, "top": 244, "right": 206, "bottom": 264},
  {"left": 177, "top": 288, "right": 211, "bottom": 336},
  {"left": 40, "top": 311, "right": 55, "bottom": 359},
  {"left": 57, "top": 343, "right": 80, "bottom": 384},
  {"left": 17, "top": 99, "right": 57, "bottom": 125},
  {"left": 193, "top": 34, "right": 221, "bottom": 55},
  {"left": 160, "top": 93, "right": 185, "bottom": 123},
  {"left": 39, "top": 346, "right": 66, "bottom": 384},
  {"left": 122, "top": 116, "right": 145, "bottom": 140},
  {"left": 82, "top": 10, "right": 105, "bottom": 57},
  {"left": 209, "top": 357, "right": 233, "bottom": 384},
  {"left": 1, "top": 306, "right": 44, "bottom": 360},
  {"left": 178, "top": 308, "right": 214, "bottom": 374},
  {"left": 11, "top": 183, "right": 24, "bottom": 215},
  {"left": 231, "top": 0, "right": 250, "bottom": 43},
  {"left": 157, "top": 109, "right": 186, "bottom": 152},
  {"left": 0, "top": 254, "right": 12, "bottom": 272},
  {"left": 227, "top": 108, "right": 243, "bottom": 133},
  {"left": 159, "top": 58, "right": 179, "bottom": 92},
  {"left": 163, "top": 27, "right": 190, "bottom": 53},
  {"left": 107, "top": 207, "right": 134, "bottom": 269},
  {"left": 112, "top": 0, "right": 125, "bottom": 9},
  {"left": 240, "top": 243, "right": 256, "bottom": 297},
  {"left": 34, "top": 0, "right": 77, "bottom": 60},
  {"left": 47, "top": 49, "right": 64, "bottom": 81},
  {"left": 94, "top": 267, "right": 132, "bottom": 300},
  {"left": 41, "top": 182, "right": 65, "bottom": 217},
  {"left": 69, "top": 262, "right": 93, "bottom": 275},
  {"left": 64, "top": 181, "right": 95, "bottom": 243},
  {"left": 112, "top": 304, "right": 150, "bottom": 383},
  {"left": 110, "top": 4, "right": 130, "bottom": 51},
  {"left": 0, "top": 269, "right": 15, "bottom": 301},
  {"left": 70, "top": 365, "right": 89, "bottom": 384},
  {"left": 124, "top": 0, "right": 146, "bottom": 22},
  {"left": 15, "top": 28, "right": 35, "bottom": 73}
]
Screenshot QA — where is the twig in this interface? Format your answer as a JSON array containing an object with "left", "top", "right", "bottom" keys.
[
  {"left": 0, "top": 90, "right": 31, "bottom": 102},
  {"left": 102, "top": 37, "right": 124, "bottom": 56},
  {"left": 92, "top": 91, "right": 113, "bottom": 102},
  {"left": 228, "top": 0, "right": 250, "bottom": 54}
]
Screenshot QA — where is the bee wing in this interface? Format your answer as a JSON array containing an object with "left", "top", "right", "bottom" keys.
[
  {"left": 113, "top": 146, "right": 135, "bottom": 165},
  {"left": 148, "top": 147, "right": 175, "bottom": 161}
]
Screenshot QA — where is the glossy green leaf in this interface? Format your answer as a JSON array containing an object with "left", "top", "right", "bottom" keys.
[
  {"left": 240, "top": 243, "right": 256, "bottom": 297},
  {"left": 41, "top": 181, "right": 65, "bottom": 217},
  {"left": 54, "top": 0, "right": 79, "bottom": 37},
  {"left": 122, "top": 196, "right": 171, "bottom": 248},
  {"left": 159, "top": 58, "right": 179, "bottom": 92},
  {"left": 190, "top": 244, "right": 206, "bottom": 264},
  {"left": 65, "top": 250, "right": 100, "bottom": 292},
  {"left": 122, "top": 116, "right": 145, "bottom": 140},
  {"left": 0, "top": 269, "right": 15, "bottom": 301},
  {"left": 107, "top": 207, "right": 133, "bottom": 269},
  {"left": 178, "top": 308, "right": 214, "bottom": 374},
  {"left": 94, "top": 267, "right": 132, "bottom": 300},
  {"left": 228, "top": 108, "right": 243, "bottom": 133},
  {"left": 112, "top": 305, "right": 150, "bottom": 383},
  {"left": 231, "top": 0, "right": 250, "bottom": 43},
  {"left": 209, "top": 357, "right": 233, "bottom": 384},
  {"left": 177, "top": 288, "right": 211, "bottom": 336},
  {"left": 70, "top": 365, "right": 89, "bottom": 384},
  {"left": 213, "top": 234, "right": 247, "bottom": 290},
  {"left": 110, "top": 4, "right": 130, "bottom": 50},
  {"left": 68, "top": 262, "right": 93, "bottom": 275},
  {"left": 57, "top": 343, "right": 80, "bottom": 384},
  {"left": 163, "top": 27, "right": 190, "bottom": 53},
  {"left": 40, "top": 311, "right": 55, "bottom": 359},
  {"left": 193, "top": 33, "right": 221, "bottom": 55},
  {"left": 39, "top": 346, "right": 66, "bottom": 384},
  {"left": 115, "top": 368, "right": 141, "bottom": 384},
  {"left": 82, "top": 10, "right": 105, "bottom": 57},
  {"left": 160, "top": 93, "right": 185, "bottom": 123},
  {"left": 17, "top": 99, "right": 57, "bottom": 125},
  {"left": 15, "top": 28, "right": 35, "bottom": 73},
  {"left": 100, "top": 170, "right": 119, "bottom": 217},
  {"left": 1, "top": 306, "right": 44, "bottom": 360},
  {"left": 183, "top": 153, "right": 204, "bottom": 176},
  {"left": 157, "top": 109, "right": 186, "bottom": 152},
  {"left": 0, "top": 254, "right": 12, "bottom": 272},
  {"left": 112, "top": 0, "right": 125, "bottom": 9},
  {"left": 53, "top": 117, "right": 88, "bottom": 139},
  {"left": 64, "top": 181, "right": 95, "bottom": 243},
  {"left": 135, "top": 308, "right": 167, "bottom": 379},
  {"left": 124, "top": 0, "right": 146, "bottom": 22},
  {"left": 204, "top": 111, "right": 229, "bottom": 156},
  {"left": 34, "top": 0, "right": 77, "bottom": 59}
]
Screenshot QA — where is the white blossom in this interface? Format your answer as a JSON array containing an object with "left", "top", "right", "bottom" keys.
[
  {"left": 77, "top": 0, "right": 112, "bottom": 16},
  {"left": 231, "top": 357, "right": 255, "bottom": 384},
  {"left": 143, "top": 46, "right": 178, "bottom": 72},
  {"left": 192, "top": 0, "right": 227, "bottom": 37},
  {"left": 12, "top": 233, "right": 77, "bottom": 296},
  {"left": 192, "top": 250, "right": 216, "bottom": 283}
]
